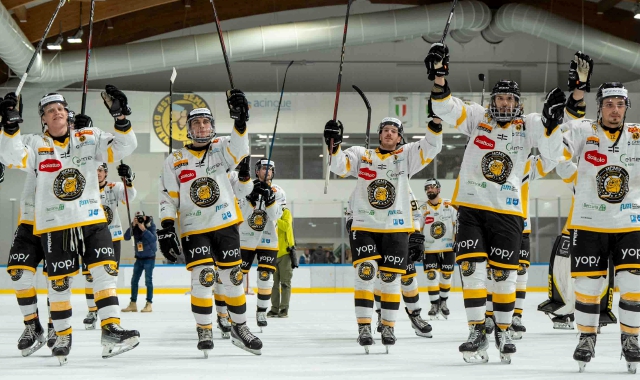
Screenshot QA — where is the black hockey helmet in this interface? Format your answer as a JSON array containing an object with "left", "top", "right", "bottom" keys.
[
  {"left": 186, "top": 108, "right": 216, "bottom": 143},
  {"left": 488, "top": 80, "right": 523, "bottom": 122},
  {"left": 255, "top": 159, "right": 276, "bottom": 179},
  {"left": 424, "top": 178, "right": 441, "bottom": 189}
]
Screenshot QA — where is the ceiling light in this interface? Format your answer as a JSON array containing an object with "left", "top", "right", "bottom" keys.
[
  {"left": 47, "top": 35, "right": 64, "bottom": 50},
  {"left": 67, "top": 28, "right": 83, "bottom": 44},
  {"left": 343, "top": 135, "right": 349, "bottom": 139},
  {"left": 250, "top": 154, "right": 265, "bottom": 157},
  {"left": 319, "top": 154, "right": 324, "bottom": 158},
  {"left": 412, "top": 136, "right": 422, "bottom": 139}
]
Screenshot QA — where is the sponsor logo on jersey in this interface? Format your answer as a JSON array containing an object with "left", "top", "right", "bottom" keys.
[
  {"left": 474, "top": 135, "right": 495, "bottom": 150},
  {"left": 477, "top": 123, "right": 493, "bottom": 133},
  {"left": 621, "top": 203, "right": 640, "bottom": 211},
  {"left": 620, "top": 154, "right": 640, "bottom": 167},
  {"left": 358, "top": 167, "right": 377, "bottom": 180},
  {"left": 39, "top": 159, "right": 62, "bottom": 173},
  {"left": 53, "top": 168, "right": 86, "bottom": 201},
  {"left": 582, "top": 202, "right": 607, "bottom": 212},
  {"left": 596, "top": 165, "right": 629, "bottom": 204},
  {"left": 506, "top": 197, "right": 519, "bottom": 206},
  {"left": 248, "top": 209, "right": 268, "bottom": 231},
  {"left": 424, "top": 216, "right": 435, "bottom": 224},
  {"left": 501, "top": 184, "right": 517, "bottom": 192},
  {"left": 586, "top": 136, "right": 600, "bottom": 146},
  {"left": 392, "top": 219, "right": 404, "bottom": 225},
  {"left": 179, "top": 170, "right": 197, "bottom": 183},
  {"left": 628, "top": 126, "right": 640, "bottom": 134},
  {"left": 467, "top": 180, "right": 487, "bottom": 188},
  {"left": 38, "top": 147, "right": 54, "bottom": 156},
  {"left": 189, "top": 177, "right": 220, "bottom": 208},
  {"left": 386, "top": 170, "right": 405, "bottom": 180},
  {"left": 585, "top": 150, "right": 607, "bottom": 166},
  {"left": 74, "top": 130, "right": 94, "bottom": 137},
  {"left": 387, "top": 210, "right": 402, "bottom": 216},
  {"left": 153, "top": 93, "right": 210, "bottom": 148},
  {"left": 505, "top": 143, "right": 523, "bottom": 154},
  {"left": 632, "top": 215, "right": 640, "bottom": 223},
  {"left": 173, "top": 159, "right": 188, "bottom": 169},
  {"left": 481, "top": 151, "right": 512, "bottom": 185},
  {"left": 46, "top": 204, "right": 65, "bottom": 212},
  {"left": 367, "top": 179, "right": 396, "bottom": 209},
  {"left": 430, "top": 221, "right": 446, "bottom": 239},
  {"left": 72, "top": 156, "right": 93, "bottom": 167}
]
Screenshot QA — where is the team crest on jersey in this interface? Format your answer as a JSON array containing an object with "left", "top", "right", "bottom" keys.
[
  {"left": 199, "top": 267, "right": 215, "bottom": 287},
  {"left": 358, "top": 262, "right": 375, "bottom": 281},
  {"left": 492, "top": 269, "right": 508, "bottom": 282},
  {"left": 380, "top": 272, "right": 397, "bottom": 283},
  {"left": 53, "top": 168, "right": 86, "bottom": 201},
  {"left": 461, "top": 261, "right": 475, "bottom": 276},
  {"left": 103, "top": 205, "right": 113, "bottom": 225},
  {"left": 51, "top": 278, "right": 70, "bottom": 291},
  {"left": 426, "top": 270, "right": 437, "bottom": 280},
  {"left": 248, "top": 209, "right": 268, "bottom": 231},
  {"left": 104, "top": 263, "right": 118, "bottom": 276},
  {"left": 189, "top": 177, "right": 220, "bottom": 208},
  {"left": 596, "top": 165, "right": 629, "bottom": 204},
  {"left": 9, "top": 269, "right": 23, "bottom": 281},
  {"left": 153, "top": 93, "right": 210, "bottom": 148},
  {"left": 633, "top": 132, "right": 640, "bottom": 141},
  {"left": 230, "top": 266, "right": 244, "bottom": 286},
  {"left": 401, "top": 277, "right": 413, "bottom": 286},
  {"left": 481, "top": 151, "right": 512, "bottom": 185},
  {"left": 367, "top": 179, "right": 396, "bottom": 209},
  {"left": 430, "top": 221, "right": 446, "bottom": 239},
  {"left": 259, "top": 270, "right": 270, "bottom": 281}
]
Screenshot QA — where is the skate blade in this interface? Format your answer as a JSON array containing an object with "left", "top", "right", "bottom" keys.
[
  {"left": 56, "top": 355, "right": 68, "bottom": 366},
  {"left": 413, "top": 330, "right": 433, "bottom": 338},
  {"left": 21, "top": 336, "right": 46, "bottom": 357},
  {"left": 364, "top": 346, "right": 370, "bottom": 354},
  {"left": 231, "top": 338, "right": 262, "bottom": 356},
  {"left": 553, "top": 322, "right": 574, "bottom": 330},
  {"left": 385, "top": 346, "right": 389, "bottom": 354},
  {"left": 220, "top": 331, "right": 230, "bottom": 339},
  {"left": 201, "top": 349, "right": 211, "bottom": 359},
  {"left": 628, "top": 362, "right": 638, "bottom": 374},
  {"left": 510, "top": 331, "right": 523, "bottom": 340},
  {"left": 578, "top": 361, "right": 587, "bottom": 373},
  {"left": 102, "top": 337, "right": 140, "bottom": 359},
  {"left": 439, "top": 313, "right": 449, "bottom": 320},
  {"left": 500, "top": 353, "right": 512, "bottom": 364},
  {"left": 428, "top": 315, "right": 439, "bottom": 321},
  {"left": 462, "top": 350, "right": 489, "bottom": 363},
  {"left": 84, "top": 323, "right": 96, "bottom": 330}
]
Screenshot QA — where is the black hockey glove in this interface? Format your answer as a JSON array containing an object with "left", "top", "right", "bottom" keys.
[
  {"left": 427, "top": 97, "right": 439, "bottom": 119},
  {"left": 0, "top": 92, "right": 23, "bottom": 125},
  {"left": 101, "top": 85, "right": 131, "bottom": 118},
  {"left": 117, "top": 163, "right": 135, "bottom": 185},
  {"left": 288, "top": 246, "right": 299, "bottom": 269},
  {"left": 251, "top": 180, "right": 275, "bottom": 207},
  {"left": 424, "top": 43, "right": 449, "bottom": 81},
  {"left": 236, "top": 156, "right": 251, "bottom": 182},
  {"left": 0, "top": 162, "right": 4, "bottom": 184},
  {"left": 227, "top": 89, "right": 249, "bottom": 123},
  {"left": 541, "top": 88, "right": 566, "bottom": 136},
  {"left": 346, "top": 219, "right": 353, "bottom": 234},
  {"left": 324, "top": 120, "right": 343, "bottom": 154},
  {"left": 408, "top": 233, "right": 425, "bottom": 262},
  {"left": 73, "top": 114, "right": 93, "bottom": 131},
  {"left": 568, "top": 51, "right": 593, "bottom": 92},
  {"left": 428, "top": 120, "right": 442, "bottom": 134},
  {"left": 157, "top": 223, "right": 181, "bottom": 263}
]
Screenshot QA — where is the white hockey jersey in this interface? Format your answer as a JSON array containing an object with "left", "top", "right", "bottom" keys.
[
  {"left": 563, "top": 119, "right": 640, "bottom": 232},
  {"left": 100, "top": 181, "right": 136, "bottom": 241},
  {"left": 431, "top": 95, "right": 564, "bottom": 217},
  {"left": 330, "top": 129, "right": 442, "bottom": 233},
  {"left": 159, "top": 132, "right": 249, "bottom": 237},
  {"left": 1, "top": 126, "right": 137, "bottom": 234},
  {"left": 418, "top": 198, "right": 457, "bottom": 253}
]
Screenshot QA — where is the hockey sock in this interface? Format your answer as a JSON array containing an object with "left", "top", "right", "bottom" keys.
[
  {"left": 219, "top": 265, "right": 247, "bottom": 324},
  {"left": 48, "top": 275, "right": 73, "bottom": 335},
  {"left": 492, "top": 269, "right": 517, "bottom": 331},
  {"left": 486, "top": 267, "right": 494, "bottom": 319},
  {"left": 85, "top": 274, "right": 97, "bottom": 312},
  {"left": 374, "top": 273, "right": 381, "bottom": 312},
  {"left": 90, "top": 263, "right": 120, "bottom": 328},
  {"left": 213, "top": 268, "right": 228, "bottom": 318},
  {"left": 379, "top": 270, "right": 401, "bottom": 327},
  {"left": 354, "top": 260, "right": 377, "bottom": 325},
  {"left": 460, "top": 260, "right": 487, "bottom": 325},
  {"left": 425, "top": 269, "right": 440, "bottom": 304},
  {"left": 11, "top": 269, "right": 39, "bottom": 322},
  {"left": 616, "top": 271, "right": 640, "bottom": 336},
  {"left": 574, "top": 276, "right": 606, "bottom": 334},
  {"left": 190, "top": 265, "right": 214, "bottom": 328},
  {"left": 515, "top": 265, "right": 528, "bottom": 317},
  {"left": 256, "top": 269, "right": 274, "bottom": 311},
  {"left": 439, "top": 271, "right": 452, "bottom": 301},
  {"left": 401, "top": 274, "right": 420, "bottom": 312}
]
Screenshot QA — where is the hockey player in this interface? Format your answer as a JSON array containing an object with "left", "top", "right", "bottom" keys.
[
  {"left": 158, "top": 90, "right": 262, "bottom": 357},
  {"left": 0, "top": 87, "right": 140, "bottom": 365},
  {"left": 559, "top": 82, "right": 640, "bottom": 372},
  {"left": 419, "top": 178, "right": 457, "bottom": 320},
  {"left": 324, "top": 114, "right": 442, "bottom": 353},
  {"left": 426, "top": 44, "right": 588, "bottom": 363},
  {"left": 83, "top": 162, "right": 136, "bottom": 329}
]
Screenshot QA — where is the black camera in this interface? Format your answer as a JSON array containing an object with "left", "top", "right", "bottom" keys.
[{"left": 136, "top": 216, "right": 145, "bottom": 224}]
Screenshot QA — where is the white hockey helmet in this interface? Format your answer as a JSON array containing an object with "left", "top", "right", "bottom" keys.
[{"left": 186, "top": 108, "right": 216, "bottom": 143}]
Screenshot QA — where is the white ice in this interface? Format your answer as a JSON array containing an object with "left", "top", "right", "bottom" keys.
[{"left": 0, "top": 292, "right": 629, "bottom": 379}]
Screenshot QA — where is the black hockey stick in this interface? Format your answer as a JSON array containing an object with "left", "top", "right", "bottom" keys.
[
  {"left": 325, "top": 0, "right": 354, "bottom": 195},
  {"left": 15, "top": 0, "right": 67, "bottom": 97},
  {"left": 478, "top": 73, "right": 486, "bottom": 107},
  {"left": 352, "top": 85, "right": 372, "bottom": 149},
  {"left": 440, "top": 0, "right": 458, "bottom": 44},
  {"left": 169, "top": 67, "right": 177, "bottom": 155},
  {"left": 80, "top": 0, "right": 96, "bottom": 114},
  {"left": 210, "top": 0, "right": 235, "bottom": 89},
  {"left": 120, "top": 160, "right": 134, "bottom": 247}
]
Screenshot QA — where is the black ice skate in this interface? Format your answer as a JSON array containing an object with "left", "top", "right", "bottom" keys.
[
  {"left": 197, "top": 326, "right": 213, "bottom": 358},
  {"left": 621, "top": 334, "right": 640, "bottom": 374},
  {"left": 459, "top": 324, "right": 489, "bottom": 363},
  {"left": 47, "top": 323, "right": 56, "bottom": 349},
  {"left": 375, "top": 309, "right": 382, "bottom": 333},
  {"left": 509, "top": 315, "right": 526, "bottom": 340},
  {"left": 83, "top": 311, "right": 97, "bottom": 330},
  {"left": 573, "top": 333, "right": 596, "bottom": 372},
  {"left": 357, "top": 324, "right": 374, "bottom": 354},
  {"left": 427, "top": 303, "right": 439, "bottom": 320},
  {"left": 405, "top": 307, "right": 433, "bottom": 338},
  {"left": 101, "top": 323, "right": 140, "bottom": 359},
  {"left": 231, "top": 322, "right": 262, "bottom": 355},
  {"left": 439, "top": 298, "right": 450, "bottom": 320},
  {"left": 380, "top": 325, "right": 396, "bottom": 354},
  {"left": 217, "top": 315, "right": 231, "bottom": 339},
  {"left": 17, "top": 319, "right": 46, "bottom": 357},
  {"left": 551, "top": 314, "right": 575, "bottom": 330},
  {"left": 495, "top": 327, "right": 516, "bottom": 364},
  {"left": 52, "top": 334, "right": 72, "bottom": 366},
  {"left": 256, "top": 309, "right": 267, "bottom": 333},
  {"left": 485, "top": 315, "right": 495, "bottom": 335}
]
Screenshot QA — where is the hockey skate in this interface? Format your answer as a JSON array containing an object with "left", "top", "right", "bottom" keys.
[
  {"left": 217, "top": 315, "right": 231, "bottom": 339},
  {"left": 406, "top": 308, "right": 433, "bottom": 338},
  {"left": 52, "top": 334, "right": 71, "bottom": 366},
  {"left": 509, "top": 315, "right": 526, "bottom": 340},
  {"left": 380, "top": 325, "right": 396, "bottom": 354},
  {"left": 622, "top": 334, "right": 640, "bottom": 374},
  {"left": 197, "top": 326, "right": 213, "bottom": 358},
  {"left": 357, "top": 324, "right": 374, "bottom": 354},
  {"left": 427, "top": 303, "right": 439, "bottom": 320},
  {"left": 231, "top": 322, "right": 262, "bottom": 355},
  {"left": 485, "top": 315, "right": 495, "bottom": 335},
  {"left": 256, "top": 309, "right": 267, "bottom": 333},
  {"left": 573, "top": 333, "right": 596, "bottom": 372},
  {"left": 375, "top": 309, "right": 382, "bottom": 333},
  {"left": 47, "top": 323, "right": 56, "bottom": 349},
  {"left": 459, "top": 324, "right": 489, "bottom": 363},
  {"left": 439, "top": 298, "right": 450, "bottom": 320},
  {"left": 495, "top": 327, "right": 516, "bottom": 364},
  {"left": 17, "top": 319, "right": 46, "bottom": 357},
  {"left": 83, "top": 311, "right": 97, "bottom": 330},
  {"left": 551, "top": 314, "right": 575, "bottom": 330},
  {"left": 101, "top": 323, "right": 140, "bottom": 359}
]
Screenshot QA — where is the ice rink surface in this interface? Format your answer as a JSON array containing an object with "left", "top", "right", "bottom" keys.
[{"left": 0, "top": 291, "right": 630, "bottom": 379}]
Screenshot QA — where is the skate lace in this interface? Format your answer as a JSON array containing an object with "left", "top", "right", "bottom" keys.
[
  {"left": 85, "top": 311, "right": 96, "bottom": 320},
  {"left": 20, "top": 323, "right": 37, "bottom": 342},
  {"left": 53, "top": 334, "right": 70, "bottom": 349},
  {"left": 498, "top": 330, "right": 513, "bottom": 347},
  {"left": 257, "top": 312, "right": 267, "bottom": 323},
  {"left": 577, "top": 334, "right": 596, "bottom": 352},
  {"left": 358, "top": 325, "right": 372, "bottom": 337},
  {"left": 219, "top": 316, "right": 231, "bottom": 328},
  {"left": 623, "top": 335, "right": 640, "bottom": 353},
  {"left": 47, "top": 327, "right": 55, "bottom": 341},
  {"left": 429, "top": 304, "right": 439, "bottom": 314},
  {"left": 198, "top": 327, "right": 213, "bottom": 341},
  {"left": 512, "top": 316, "right": 523, "bottom": 327},
  {"left": 238, "top": 324, "right": 256, "bottom": 342},
  {"left": 440, "top": 300, "right": 449, "bottom": 311},
  {"left": 412, "top": 313, "right": 429, "bottom": 329},
  {"left": 105, "top": 323, "right": 124, "bottom": 333},
  {"left": 381, "top": 325, "right": 395, "bottom": 339},
  {"left": 467, "top": 326, "right": 480, "bottom": 342}
]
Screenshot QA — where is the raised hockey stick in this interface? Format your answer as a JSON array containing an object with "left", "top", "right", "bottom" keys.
[
  {"left": 440, "top": 0, "right": 458, "bottom": 44},
  {"left": 352, "top": 85, "right": 372, "bottom": 149},
  {"left": 80, "top": 0, "right": 96, "bottom": 114},
  {"left": 210, "top": 0, "right": 235, "bottom": 89},
  {"left": 15, "top": 0, "right": 68, "bottom": 97},
  {"left": 478, "top": 74, "right": 486, "bottom": 107},
  {"left": 120, "top": 160, "right": 134, "bottom": 247},
  {"left": 168, "top": 67, "right": 177, "bottom": 155},
  {"left": 325, "top": 0, "right": 354, "bottom": 195}
]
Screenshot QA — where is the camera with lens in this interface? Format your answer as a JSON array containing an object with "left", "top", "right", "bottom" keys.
[{"left": 136, "top": 216, "right": 145, "bottom": 224}]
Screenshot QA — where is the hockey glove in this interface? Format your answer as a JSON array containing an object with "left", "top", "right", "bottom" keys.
[
  {"left": 0, "top": 92, "right": 23, "bottom": 125},
  {"left": 324, "top": 120, "right": 343, "bottom": 154},
  {"left": 157, "top": 224, "right": 181, "bottom": 263},
  {"left": 408, "top": 233, "right": 425, "bottom": 262},
  {"left": 541, "top": 88, "right": 566, "bottom": 136},
  {"left": 236, "top": 156, "right": 251, "bottom": 182},
  {"left": 101, "top": 85, "right": 131, "bottom": 118},
  {"left": 73, "top": 114, "right": 93, "bottom": 131},
  {"left": 424, "top": 43, "right": 449, "bottom": 81},
  {"left": 251, "top": 180, "right": 275, "bottom": 207},
  {"left": 428, "top": 120, "right": 442, "bottom": 134},
  {"left": 346, "top": 219, "right": 353, "bottom": 234},
  {"left": 288, "top": 246, "right": 299, "bottom": 269},
  {"left": 117, "top": 163, "right": 135, "bottom": 185},
  {"left": 0, "top": 162, "right": 4, "bottom": 184},
  {"left": 227, "top": 89, "right": 249, "bottom": 123},
  {"left": 568, "top": 51, "right": 593, "bottom": 92}
]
